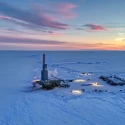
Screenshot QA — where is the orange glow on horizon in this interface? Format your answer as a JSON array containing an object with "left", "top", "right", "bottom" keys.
[{"left": 0, "top": 41, "right": 125, "bottom": 50}]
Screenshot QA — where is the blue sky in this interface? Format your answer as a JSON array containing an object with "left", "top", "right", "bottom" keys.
[{"left": 0, "top": 0, "right": 125, "bottom": 50}]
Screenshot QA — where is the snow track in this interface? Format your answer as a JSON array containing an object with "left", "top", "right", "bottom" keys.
[
  {"left": 2, "top": 91, "right": 125, "bottom": 125},
  {"left": 1, "top": 51, "right": 125, "bottom": 125}
]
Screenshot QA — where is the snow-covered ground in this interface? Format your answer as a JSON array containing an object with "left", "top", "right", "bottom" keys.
[{"left": 0, "top": 51, "right": 125, "bottom": 125}]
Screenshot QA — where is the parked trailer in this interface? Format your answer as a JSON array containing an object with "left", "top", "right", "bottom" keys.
[
  {"left": 99, "top": 75, "right": 125, "bottom": 86},
  {"left": 114, "top": 75, "right": 125, "bottom": 82}
]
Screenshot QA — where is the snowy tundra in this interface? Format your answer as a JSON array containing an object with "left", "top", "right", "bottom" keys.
[{"left": 0, "top": 51, "right": 125, "bottom": 125}]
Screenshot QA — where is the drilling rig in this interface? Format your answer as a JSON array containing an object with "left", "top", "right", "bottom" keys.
[
  {"left": 33, "top": 54, "right": 70, "bottom": 90},
  {"left": 41, "top": 54, "right": 48, "bottom": 81}
]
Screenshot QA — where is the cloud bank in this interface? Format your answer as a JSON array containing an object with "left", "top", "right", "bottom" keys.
[
  {"left": 84, "top": 24, "right": 107, "bottom": 31},
  {"left": 0, "top": 35, "right": 66, "bottom": 45},
  {"left": 0, "top": 2, "right": 69, "bottom": 30}
]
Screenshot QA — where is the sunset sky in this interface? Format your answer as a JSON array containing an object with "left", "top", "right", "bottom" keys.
[{"left": 0, "top": 0, "right": 125, "bottom": 50}]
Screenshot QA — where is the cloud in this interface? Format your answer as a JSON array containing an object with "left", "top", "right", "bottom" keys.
[
  {"left": 68, "top": 42, "right": 123, "bottom": 50},
  {"left": 75, "top": 28, "right": 84, "bottom": 30},
  {"left": 46, "top": 31, "right": 65, "bottom": 36},
  {"left": 34, "top": 2, "right": 77, "bottom": 19},
  {"left": 115, "top": 38, "right": 125, "bottom": 41},
  {"left": 118, "top": 33, "right": 125, "bottom": 36},
  {"left": 0, "top": 15, "right": 35, "bottom": 28},
  {"left": 94, "top": 43, "right": 116, "bottom": 46},
  {"left": 0, "top": 35, "right": 123, "bottom": 50},
  {"left": 56, "top": 3, "right": 77, "bottom": 18},
  {"left": 84, "top": 24, "right": 107, "bottom": 31},
  {"left": 108, "top": 28, "right": 123, "bottom": 31},
  {"left": 0, "top": 2, "right": 68, "bottom": 29},
  {"left": 0, "top": 35, "right": 67, "bottom": 45}
]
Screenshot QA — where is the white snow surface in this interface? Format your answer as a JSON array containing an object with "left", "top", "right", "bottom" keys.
[{"left": 0, "top": 51, "right": 125, "bottom": 125}]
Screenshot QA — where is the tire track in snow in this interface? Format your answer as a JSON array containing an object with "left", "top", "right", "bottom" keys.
[
  {"left": 0, "top": 95, "right": 19, "bottom": 125},
  {"left": 111, "top": 93, "right": 125, "bottom": 113},
  {"left": 22, "top": 96, "right": 35, "bottom": 125},
  {"left": 37, "top": 95, "right": 95, "bottom": 125},
  {"left": 0, "top": 94, "right": 37, "bottom": 125}
]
